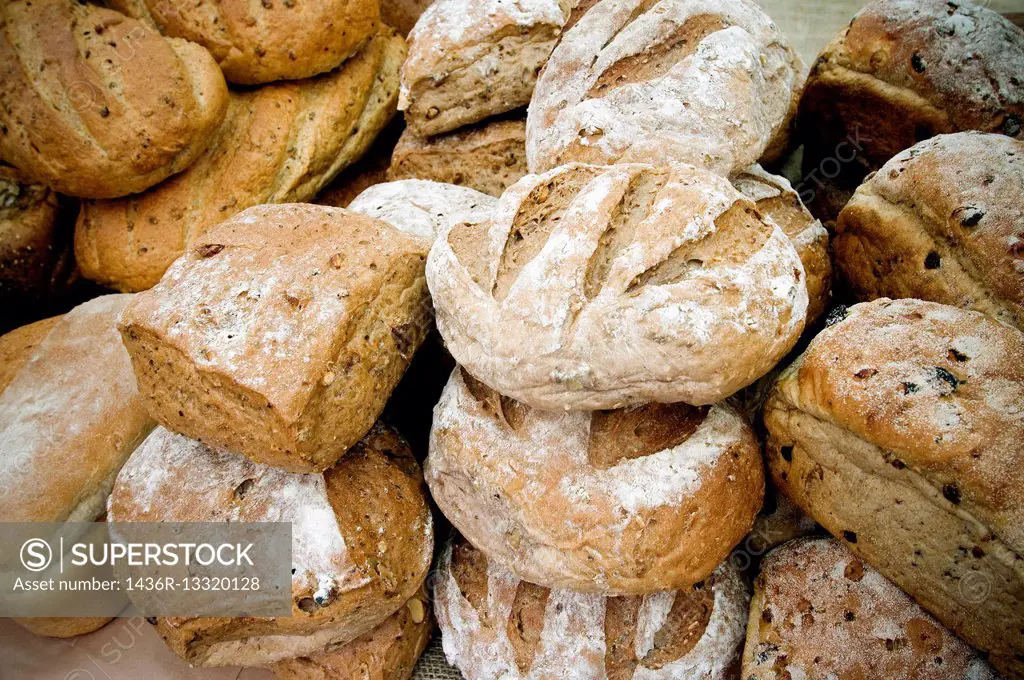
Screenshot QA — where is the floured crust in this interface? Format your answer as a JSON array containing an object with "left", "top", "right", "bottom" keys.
[
  {"left": 434, "top": 537, "right": 748, "bottom": 679},
  {"left": 426, "top": 162, "right": 808, "bottom": 410},
  {"left": 743, "top": 538, "right": 1000, "bottom": 679},
  {"left": 837, "top": 131, "right": 1024, "bottom": 330},
  {"left": 108, "top": 423, "right": 433, "bottom": 668},
  {"left": 348, "top": 179, "right": 497, "bottom": 243},
  {"left": 425, "top": 369, "right": 764, "bottom": 594},
  {"left": 526, "top": 0, "right": 803, "bottom": 175}
]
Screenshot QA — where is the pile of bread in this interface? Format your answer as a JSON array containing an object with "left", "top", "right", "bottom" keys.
[{"left": 1, "top": 0, "right": 1023, "bottom": 678}]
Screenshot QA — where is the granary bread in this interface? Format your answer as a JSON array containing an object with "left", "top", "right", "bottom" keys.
[
  {"left": 348, "top": 180, "right": 496, "bottom": 243},
  {"left": 743, "top": 538, "right": 1001, "bottom": 679},
  {"left": 836, "top": 132, "right": 1024, "bottom": 330},
  {"left": 426, "top": 162, "right": 808, "bottom": 411},
  {"left": 108, "top": 0, "right": 379, "bottom": 85},
  {"left": 426, "top": 369, "right": 764, "bottom": 595},
  {"left": 763, "top": 298, "right": 1024, "bottom": 678},
  {"left": 434, "top": 537, "right": 748, "bottom": 680},
  {"left": 118, "top": 204, "right": 430, "bottom": 473},
  {"left": 526, "top": 0, "right": 803, "bottom": 175},
  {"left": 388, "top": 117, "right": 528, "bottom": 197},
  {"left": 798, "top": 0, "right": 1024, "bottom": 222},
  {"left": 0, "top": 0, "right": 228, "bottom": 199},
  {"left": 75, "top": 27, "right": 406, "bottom": 293}
]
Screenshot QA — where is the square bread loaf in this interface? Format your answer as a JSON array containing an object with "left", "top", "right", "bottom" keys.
[{"left": 118, "top": 204, "right": 430, "bottom": 473}]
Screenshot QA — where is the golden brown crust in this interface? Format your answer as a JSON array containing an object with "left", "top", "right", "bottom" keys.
[
  {"left": 13, "top": 617, "right": 113, "bottom": 639},
  {"left": 0, "top": 314, "right": 61, "bottom": 392}
]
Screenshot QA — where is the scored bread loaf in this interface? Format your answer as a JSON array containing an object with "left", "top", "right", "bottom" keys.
[
  {"left": 388, "top": 117, "right": 528, "bottom": 197},
  {"left": 75, "top": 27, "right": 406, "bottom": 293},
  {"left": 836, "top": 131, "right": 1024, "bottom": 330},
  {"left": 526, "top": 0, "right": 803, "bottom": 175},
  {"left": 744, "top": 538, "right": 1001, "bottom": 679},
  {"left": 426, "top": 369, "right": 764, "bottom": 594},
  {"left": 348, "top": 180, "right": 497, "bottom": 243},
  {"left": 118, "top": 204, "right": 430, "bottom": 473},
  {"left": 0, "top": 0, "right": 228, "bottom": 199},
  {"left": 763, "top": 298, "right": 1024, "bottom": 678},
  {"left": 434, "top": 537, "right": 749, "bottom": 680},
  {"left": 108, "top": 0, "right": 379, "bottom": 85},
  {"left": 108, "top": 423, "right": 433, "bottom": 667},
  {"left": 426, "top": 162, "right": 808, "bottom": 410}
]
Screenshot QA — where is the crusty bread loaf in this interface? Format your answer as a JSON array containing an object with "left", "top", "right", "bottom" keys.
[
  {"left": 75, "top": 27, "right": 407, "bottom": 293},
  {"left": 426, "top": 162, "right": 808, "bottom": 410},
  {"left": 348, "top": 180, "right": 496, "bottom": 243},
  {"left": 0, "top": 295, "right": 155, "bottom": 523},
  {"left": 381, "top": 0, "right": 435, "bottom": 35},
  {"left": 388, "top": 117, "right": 528, "bottom": 197},
  {"left": 108, "top": 0, "right": 379, "bottom": 85},
  {"left": 12, "top": 618, "right": 113, "bottom": 640},
  {"left": 763, "top": 298, "right": 1024, "bottom": 678},
  {"left": 434, "top": 537, "right": 749, "bottom": 679},
  {"left": 526, "top": 0, "right": 803, "bottom": 175},
  {"left": 0, "top": 0, "right": 228, "bottom": 199},
  {"left": 798, "top": 0, "right": 1024, "bottom": 222},
  {"left": 109, "top": 423, "right": 433, "bottom": 667},
  {"left": 744, "top": 538, "right": 1000, "bottom": 679},
  {"left": 118, "top": 204, "right": 430, "bottom": 473},
  {"left": 426, "top": 368, "right": 764, "bottom": 594},
  {"left": 316, "top": 120, "right": 404, "bottom": 209},
  {"left": 836, "top": 132, "right": 1024, "bottom": 330}
]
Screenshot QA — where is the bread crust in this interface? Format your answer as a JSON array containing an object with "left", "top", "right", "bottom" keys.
[
  {"left": 348, "top": 179, "right": 496, "bottom": 243},
  {"left": 12, "top": 617, "right": 112, "bottom": 639},
  {"left": 381, "top": 0, "right": 435, "bottom": 36}
]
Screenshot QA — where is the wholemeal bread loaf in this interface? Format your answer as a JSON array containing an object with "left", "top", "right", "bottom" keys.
[
  {"left": 426, "top": 162, "right": 808, "bottom": 410},
  {"left": 434, "top": 537, "right": 749, "bottom": 679},
  {"left": 381, "top": 0, "right": 435, "bottom": 35},
  {"left": 526, "top": 0, "right": 803, "bottom": 175},
  {"left": 388, "top": 117, "right": 528, "bottom": 197},
  {"left": 108, "top": 0, "right": 379, "bottom": 85},
  {"left": 798, "top": 0, "right": 1024, "bottom": 222},
  {"left": 75, "top": 27, "right": 406, "bottom": 293},
  {"left": 316, "top": 120, "right": 404, "bottom": 209},
  {"left": 426, "top": 368, "right": 764, "bottom": 594},
  {"left": 836, "top": 132, "right": 1024, "bottom": 330},
  {"left": 108, "top": 423, "right": 433, "bottom": 667},
  {"left": 118, "top": 204, "right": 430, "bottom": 473},
  {"left": 763, "top": 298, "right": 1024, "bottom": 678},
  {"left": 743, "top": 538, "right": 1001, "bottom": 679},
  {"left": 0, "top": 0, "right": 228, "bottom": 199},
  {"left": 348, "top": 180, "right": 496, "bottom": 243}
]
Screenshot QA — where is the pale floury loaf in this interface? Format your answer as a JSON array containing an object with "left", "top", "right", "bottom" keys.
[
  {"left": 347, "top": 179, "right": 497, "bottom": 243},
  {"left": 426, "top": 162, "right": 808, "bottom": 410}
]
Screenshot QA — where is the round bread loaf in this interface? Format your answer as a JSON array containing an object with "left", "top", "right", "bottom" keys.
[
  {"left": 426, "top": 162, "right": 808, "bottom": 410},
  {"left": 836, "top": 131, "right": 1024, "bottom": 330},
  {"left": 526, "top": 0, "right": 803, "bottom": 175},
  {"left": 434, "top": 537, "right": 748, "bottom": 680},
  {"left": 763, "top": 298, "right": 1024, "bottom": 678},
  {"left": 426, "top": 368, "right": 764, "bottom": 595},
  {"left": 108, "top": 423, "right": 433, "bottom": 667},
  {"left": 743, "top": 538, "right": 1000, "bottom": 680},
  {"left": 348, "top": 179, "right": 497, "bottom": 243},
  {"left": 0, "top": 0, "right": 228, "bottom": 199}
]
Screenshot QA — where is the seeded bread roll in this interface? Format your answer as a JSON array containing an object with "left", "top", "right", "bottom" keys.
[
  {"left": 426, "top": 162, "right": 808, "bottom": 410},
  {"left": 526, "top": 0, "right": 803, "bottom": 175},
  {"left": 744, "top": 538, "right": 1001, "bottom": 680},
  {"left": 108, "top": 0, "right": 379, "bottom": 85},
  {"left": 836, "top": 132, "right": 1024, "bottom": 330},
  {"left": 118, "top": 204, "right": 429, "bottom": 473},
  {"left": 348, "top": 180, "right": 496, "bottom": 243},
  {"left": 798, "top": 0, "right": 1024, "bottom": 222},
  {"left": 426, "top": 369, "right": 763, "bottom": 594},
  {"left": 434, "top": 537, "right": 748, "bottom": 680},
  {"left": 75, "top": 27, "right": 406, "bottom": 293},
  {"left": 108, "top": 423, "right": 432, "bottom": 667},
  {"left": 763, "top": 298, "right": 1024, "bottom": 678},
  {"left": 0, "top": 0, "right": 228, "bottom": 199}
]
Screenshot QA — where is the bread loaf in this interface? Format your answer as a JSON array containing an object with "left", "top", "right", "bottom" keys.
[
  {"left": 426, "top": 369, "right": 764, "bottom": 594},
  {"left": 108, "top": 423, "right": 433, "bottom": 667},
  {"left": 118, "top": 204, "right": 430, "bottom": 473},
  {"left": 426, "top": 162, "right": 808, "bottom": 410},
  {"left": 434, "top": 537, "right": 749, "bottom": 680},
  {"left": 348, "top": 180, "right": 496, "bottom": 243},
  {"left": 836, "top": 132, "right": 1024, "bottom": 330},
  {"left": 75, "top": 27, "right": 406, "bottom": 293},
  {"left": 744, "top": 538, "right": 1000, "bottom": 679},
  {"left": 526, "top": 0, "right": 803, "bottom": 175},
  {"left": 388, "top": 117, "right": 528, "bottom": 197},
  {"left": 0, "top": 0, "right": 228, "bottom": 198},
  {"left": 12, "top": 617, "right": 113, "bottom": 640},
  {"left": 381, "top": 0, "right": 435, "bottom": 35},
  {"left": 763, "top": 298, "right": 1024, "bottom": 678},
  {"left": 108, "top": 0, "right": 379, "bottom": 85}
]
